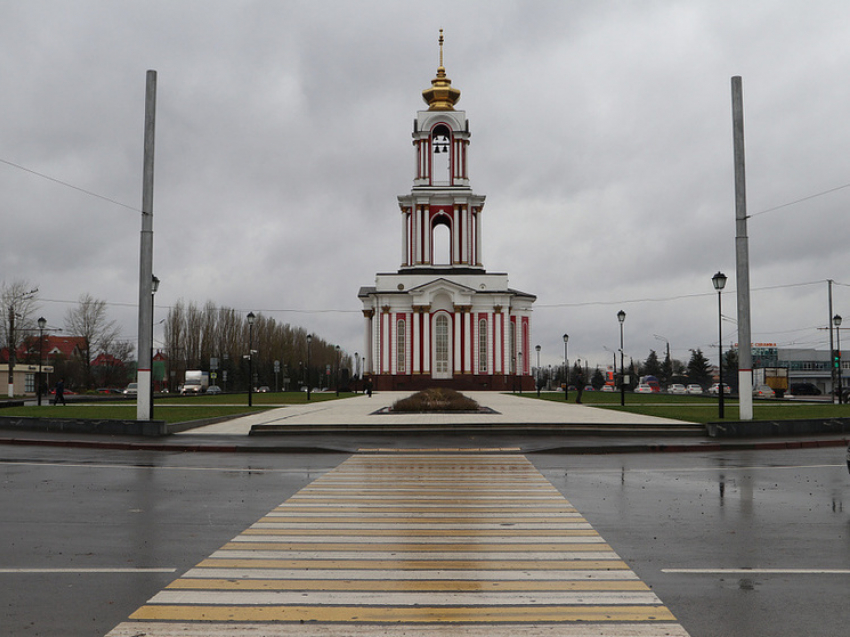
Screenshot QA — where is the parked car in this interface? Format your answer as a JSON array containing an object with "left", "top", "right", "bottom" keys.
[
  {"left": 753, "top": 384, "right": 775, "bottom": 398},
  {"left": 708, "top": 383, "right": 732, "bottom": 395},
  {"left": 601, "top": 385, "right": 614, "bottom": 392},
  {"left": 123, "top": 382, "right": 138, "bottom": 395},
  {"left": 206, "top": 385, "right": 222, "bottom": 395},
  {"left": 668, "top": 383, "right": 687, "bottom": 394},
  {"left": 256, "top": 386, "right": 270, "bottom": 393},
  {"left": 583, "top": 385, "right": 594, "bottom": 392},
  {"left": 686, "top": 384, "right": 703, "bottom": 395},
  {"left": 789, "top": 383, "right": 821, "bottom": 396},
  {"left": 634, "top": 383, "right": 654, "bottom": 394}
]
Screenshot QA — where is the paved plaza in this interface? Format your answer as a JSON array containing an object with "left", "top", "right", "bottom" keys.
[{"left": 178, "top": 391, "right": 691, "bottom": 435}]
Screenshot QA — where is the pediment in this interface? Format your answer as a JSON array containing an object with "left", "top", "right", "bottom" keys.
[{"left": 408, "top": 277, "right": 477, "bottom": 305}]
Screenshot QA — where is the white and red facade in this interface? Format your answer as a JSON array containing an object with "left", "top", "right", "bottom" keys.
[{"left": 358, "top": 41, "right": 535, "bottom": 391}]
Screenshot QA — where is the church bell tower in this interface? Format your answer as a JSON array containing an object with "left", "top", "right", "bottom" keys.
[
  {"left": 399, "top": 29, "right": 485, "bottom": 270},
  {"left": 358, "top": 31, "right": 536, "bottom": 392}
]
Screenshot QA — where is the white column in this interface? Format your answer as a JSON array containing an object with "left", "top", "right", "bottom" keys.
[
  {"left": 465, "top": 310, "right": 472, "bottom": 374},
  {"left": 475, "top": 211, "right": 482, "bottom": 266},
  {"left": 454, "top": 310, "right": 462, "bottom": 374},
  {"left": 424, "top": 209, "right": 431, "bottom": 264},
  {"left": 452, "top": 205, "right": 460, "bottom": 265},
  {"left": 412, "top": 309, "right": 420, "bottom": 373},
  {"left": 494, "top": 311, "right": 502, "bottom": 374},
  {"left": 423, "top": 311, "right": 431, "bottom": 374},
  {"left": 381, "top": 311, "right": 390, "bottom": 374}
]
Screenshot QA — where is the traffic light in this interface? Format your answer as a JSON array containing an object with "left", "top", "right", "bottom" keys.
[{"left": 834, "top": 351, "right": 841, "bottom": 369}]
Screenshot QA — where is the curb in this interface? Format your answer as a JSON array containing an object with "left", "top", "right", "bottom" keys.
[{"left": 1, "top": 433, "right": 846, "bottom": 455}]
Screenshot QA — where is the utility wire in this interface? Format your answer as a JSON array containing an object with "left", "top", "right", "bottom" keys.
[
  {"left": 0, "top": 157, "right": 139, "bottom": 213},
  {"left": 749, "top": 181, "right": 850, "bottom": 219}
]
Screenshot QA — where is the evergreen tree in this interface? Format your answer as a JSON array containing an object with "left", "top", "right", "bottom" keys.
[
  {"left": 591, "top": 366, "right": 605, "bottom": 389},
  {"left": 643, "top": 349, "right": 662, "bottom": 378},
  {"left": 687, "top": 348, "right": 713, "bottom": 387},
  {"left": 722, "top": 348, "right": 739, "bottom": 392},
  {"left": 662, "top": 348, "right": 673, "bottom": 385}
]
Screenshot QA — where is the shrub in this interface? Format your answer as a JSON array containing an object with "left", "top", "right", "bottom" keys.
[{"left": 391, "top": 388, "right": 479, "bottom": 412}]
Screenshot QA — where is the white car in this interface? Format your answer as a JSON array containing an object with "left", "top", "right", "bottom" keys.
[
  {"left": 668, "top": 384, "right": 687, "bottom": 394},
  {"left": 708, "top": 383, "right": 732, "bottom": 395},
  {"left": 753, "top": 384, "right": 775, "bottom": 398},
  {"left": 634, "top": 384, "right": 654, "bottom": 394},
  {"left": 686, "top": 384, "right": 703, "bottom": 395}
]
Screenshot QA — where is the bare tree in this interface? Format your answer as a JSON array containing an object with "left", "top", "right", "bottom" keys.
[
  {"left": 1, "top": 280, "right": 39, "bottom": 397},
  {"left": 64, "top": 293, "right": 121, "bottom": 389}
]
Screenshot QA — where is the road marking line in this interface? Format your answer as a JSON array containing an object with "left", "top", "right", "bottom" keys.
[
  {"left": 146, "top": 590, "right": 664, "bottom": 606},
  {"left": 129, "top": 604, "right": 678, "bottom": 623},
  {"left": 166, "top": 578, "right": 652, "bottom": 591},
  {"left": 0, "top": 568, "right": 176, "bottom": 573},
  {"left": 663, "top": 568, "right": 850, "bottom": 574},
  {"left": 209, "top": 549, "right": 621, "bottom": 560},
  {"left": 107, "top": 622, "right": 692, "bottom": 636},
  {"left": 180, "top": 567, "right": 642, "bottom": 581}
]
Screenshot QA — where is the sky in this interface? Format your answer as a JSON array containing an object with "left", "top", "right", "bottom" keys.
[{"left": 2, "top": 0, "right": 850, "bottom": 372}]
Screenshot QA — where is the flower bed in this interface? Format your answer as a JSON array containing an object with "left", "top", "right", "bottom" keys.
[{"left": 391, "top": 388, "right": 480, "bottom": 412}]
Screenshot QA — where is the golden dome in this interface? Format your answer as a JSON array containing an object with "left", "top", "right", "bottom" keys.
[{"left": 422, "top": 29, "right": 460, "bottom": 111}]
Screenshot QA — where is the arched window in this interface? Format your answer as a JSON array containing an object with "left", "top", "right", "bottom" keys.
[
  {"left": 396, "top": 319, "right": 406, "bottom": 373},
  {"left": 432, "top": 216, "right": 451, "bottom": 265},
  {"left": 478, "top": 319, "right": 488, "bottom": 373},
  {"left": 434, "top": 314, "right": 450, "bottom": 376},
  {"left": 431, "top": 125, "right": 451, "bottom": 186}
]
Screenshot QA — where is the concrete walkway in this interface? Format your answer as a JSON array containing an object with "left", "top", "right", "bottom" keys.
[{"left": 178, "top": 392, "right": 692, "bottom": 436}]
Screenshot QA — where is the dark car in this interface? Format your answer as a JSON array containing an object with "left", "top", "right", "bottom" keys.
[{"left": 790, "top": 383, "right": 821, "bottom": 396}]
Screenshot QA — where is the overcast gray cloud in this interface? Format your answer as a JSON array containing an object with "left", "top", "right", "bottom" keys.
[{"left": 2, "top": 0, "right": 849, "bottom": 371}]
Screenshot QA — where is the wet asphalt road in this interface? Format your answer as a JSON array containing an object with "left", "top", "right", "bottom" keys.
[{"left": 1, "top": 443, "right": 848, "bottom": 636}]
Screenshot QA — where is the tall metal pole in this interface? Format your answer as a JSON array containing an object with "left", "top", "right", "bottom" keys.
[
  {"left": 732, "top": 76, "right": 753, "bottom": 420},
  {"left": 828, "top": 280, "right": 837, "bottom": 403},
  {"left": 834, "top": 314, "right": 843, "bottom": 403},
  {"left": 618, "top": 310, "right": 626, "bottom": 406},
  {"left": 563, "top": 334, "right": 569, "bottom": 401},
  {"left": 37, "top": 318, "right": 46, "bottom": 406},
  {"left": 137, "top": 70, "right": 156, "bottom": 421}
]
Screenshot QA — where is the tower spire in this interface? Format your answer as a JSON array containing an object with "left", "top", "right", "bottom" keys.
[{"left": 422, "top": 29, "right": 460, "bottom": 111}]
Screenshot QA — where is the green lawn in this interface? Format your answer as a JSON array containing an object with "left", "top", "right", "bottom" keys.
[
  {"left": 0, "top": 391, "right": 358, "bottom": 424},
  {"left": 527, "top": 390, "right": 850, "bottom": 423}
]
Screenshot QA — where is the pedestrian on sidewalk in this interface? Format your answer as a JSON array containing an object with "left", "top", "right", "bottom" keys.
[
  {"left": 53, "top": 378, "right": 66, "bottom": 405},
  {"left": 574, "top": 367, "right": 584, "bottom": 404},
  {"left": 365, "top": 376, "right": 373, "bottom": 397}
]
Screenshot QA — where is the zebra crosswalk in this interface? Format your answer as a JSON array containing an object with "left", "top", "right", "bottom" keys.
[{"left": 105, "top": 453, "right": 691, "bottom": 636}]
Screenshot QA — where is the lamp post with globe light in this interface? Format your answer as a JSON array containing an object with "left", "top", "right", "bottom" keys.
[
  {"left": 835, "top": 314, "right": 843, "bottom": 403},
  {"left": 617, "top": 310, "right": 626, "bottom": 406},
  {"left": 563, "top": 334, "right": 569, "bottom": 401},
  {"left": 712, "top": 271, "right": 728, "bottom": 418},
  {"left": 246, "top": 312, "right": 255, "bottom": 407}
]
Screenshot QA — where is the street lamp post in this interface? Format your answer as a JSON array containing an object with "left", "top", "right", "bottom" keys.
[
  {"left": 617, "top": 310, "right": 626, "bottom": 406},
  {"left": 535, "top": 345, "right": 541, "bottom": 397},
  {"left": 835, "top": 314, "right": 843, "bottom": 403},
  {"left": 354, "top": 352, "right": 360, "bottom": 393},
  {"left": 37, "top": 317, "right": 46, "bottom": 406},
  {"left": 306, "top": 334, "right": 313, "bottom": 401},
  {"left": 563, "top": 334, "right": 569, "bottom": 401},
  {"left": 150, "top": 276, "right": 159, "bottom": 418},
  {"left": 246, "top": 312, "right": 255, "bottom": 407},
  {"left": 335, "top": 344, "right": 341, "bottom": 396},
  {"left": 712, "top": 272, "right": 728, "bottom": 418}
]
